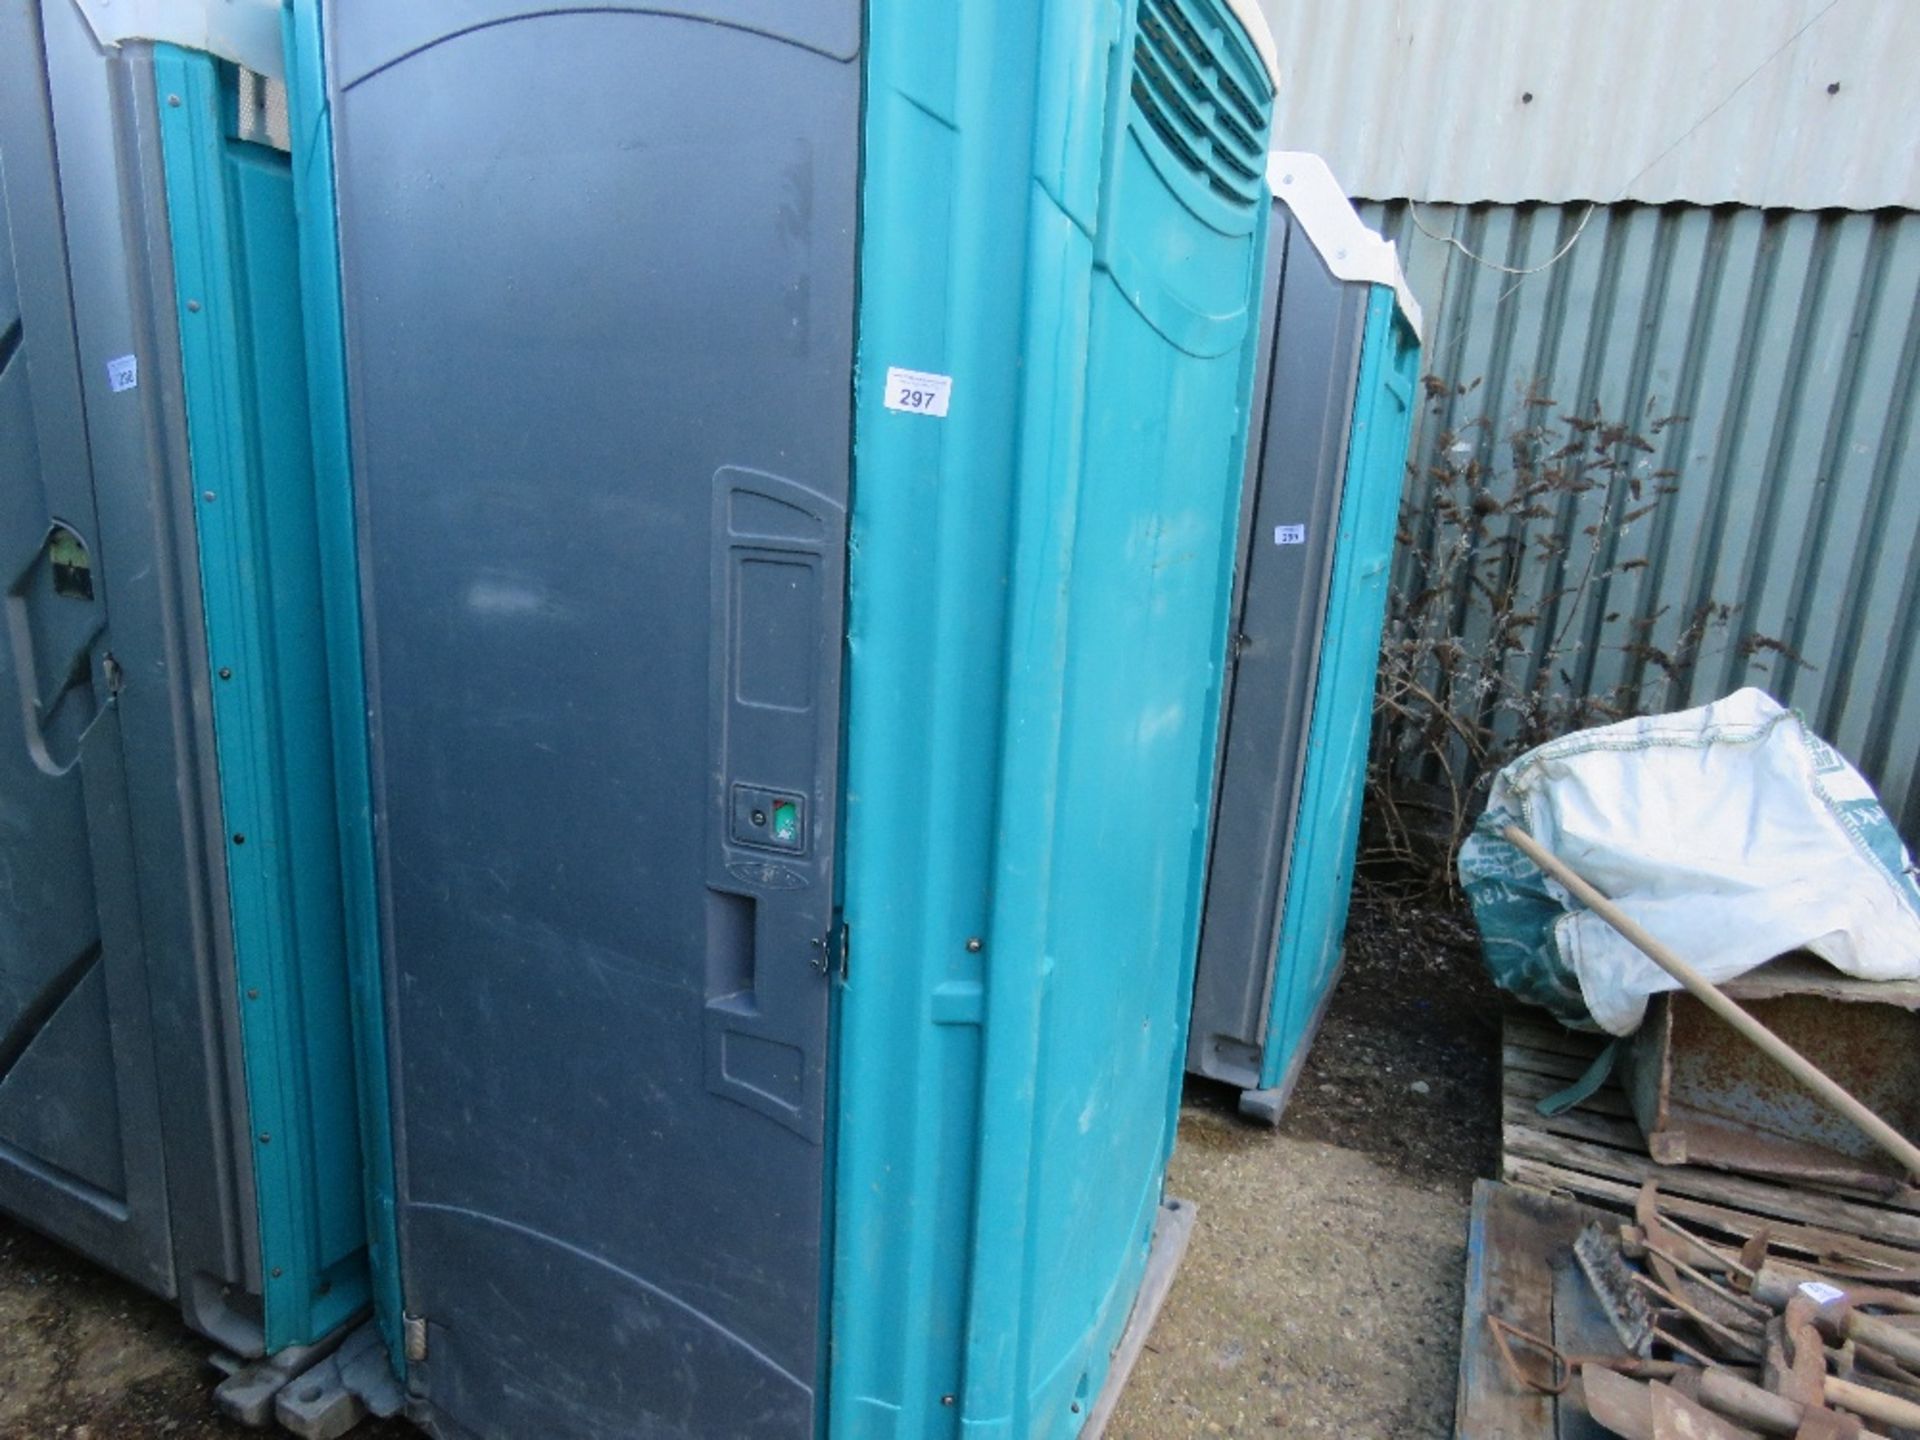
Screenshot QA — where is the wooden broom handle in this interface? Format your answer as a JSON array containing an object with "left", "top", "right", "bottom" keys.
[{"left": 1500, "top": 824, "right": 1920, "bottom": 1181}]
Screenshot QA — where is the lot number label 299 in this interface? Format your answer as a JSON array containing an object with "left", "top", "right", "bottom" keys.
[{"left": 884, "top": 366, "right": 953, "bottom": 418}]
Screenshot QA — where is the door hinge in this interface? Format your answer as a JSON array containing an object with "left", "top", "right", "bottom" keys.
[
  {"left": 403, "top": 1313, "right": 429, "bottom": 1363},
  {"left": 811, "top": 918, "right": 848, "bottom": 980}
]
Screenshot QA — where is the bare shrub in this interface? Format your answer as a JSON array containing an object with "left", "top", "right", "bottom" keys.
[{"left": 1363, "top": 379, "right": 1797, "bottom": 892}]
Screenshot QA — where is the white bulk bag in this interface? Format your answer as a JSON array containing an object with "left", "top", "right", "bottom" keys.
[{"left": 1460, "top": 688, "right": 1920, "bottom": 1035}]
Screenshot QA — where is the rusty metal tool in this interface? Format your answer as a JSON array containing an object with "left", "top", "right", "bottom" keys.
[
  {"left": 1779, "top": 1292, "right": 1920, "bottom": 1433},
  {"left": 1822, "top": 1378, "right": 1920, "bottom": 1431},
  {"left": 1632, "top": 1272, "right": 1767, "bottom": 1360},
  {"left": 1649, "top": 1381, "right": 1767, "bottom": 1439},
  {"left": 1751, "top": 1266, "right": 1920, "bottom": 1374},
  {"left": 1484, "top": 1313, "right": 1686, "bottom": 1397},
  {"left": 1580, "top": 1221, "right": 1659, "bottom": 1355},
  {"left": 1635, "top": 1186, "right": 1775, "bottom": 1333},
  {"left": 1697, "top": 1367, "right": 1890, "bottom": 1439},
  {"left": 1580, "top": 1367, "right": 1891, "bottom": 1440}
]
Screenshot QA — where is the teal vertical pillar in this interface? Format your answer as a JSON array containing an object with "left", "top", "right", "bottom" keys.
[
  {"left": 154, "top": 44, "right": 369, "bottom": 1351},
  {"left": 279, "top": 1, "right": 407, "bottom": 1369}
]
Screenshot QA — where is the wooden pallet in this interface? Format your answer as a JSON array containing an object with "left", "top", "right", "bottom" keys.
[
  {"left": 1455, "top": 1179, "right": 1627, "bottom": 1440},
  {"left": 1502, "top": 1012, "right": 1920, "bottom": 1271}
]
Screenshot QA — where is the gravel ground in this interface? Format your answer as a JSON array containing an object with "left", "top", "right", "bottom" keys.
[
  {"left": 0, "top": 883, "right": 1496, "bottom": 1439},
  {"left": 1109, "top": 884, "right": 1501, "bottom": 1438},
  {"left": 0, "top": 1222, "right": 411, "bottom": 1440}
]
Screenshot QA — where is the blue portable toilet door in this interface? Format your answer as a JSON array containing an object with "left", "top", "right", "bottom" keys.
[
  {"left": 321, "top": 7, "right": 860, "bottom": 1437},
  {"left": 0, "top": 10, "right": 174, "bottom": 1295}
]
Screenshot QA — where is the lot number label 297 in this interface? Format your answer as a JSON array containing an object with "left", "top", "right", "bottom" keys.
[{"left": 884, "top": 366, "right": 953, "bottom": 418}]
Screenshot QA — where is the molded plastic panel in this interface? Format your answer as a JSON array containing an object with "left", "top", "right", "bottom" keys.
[
  {"left": 0, "top": 6, "right": 271, "bottom": 1352},
  {"left": 327, "top": 0, "right": 860, "bottom": 88},
  {"left": 831, "top": 2, "right": 1273, "bottom": 1436},
  {"left": 281, "top": 0, "right": 405, "bottom": 1360},
  {"left": 1186, "top": 178, "right": 1421, "bottom": 1110},
  {"left": 154, "top": 44, "right": 370, "bottom": 1349},
  {"left": 1188, "top": 210, "right": 1368, "bottom": 1092},
  {"left": 1257, "top": 291, "right": 1419, "bottom": 1094},
  {"left": 0, "top": 3, "right": 172, "bottom": 1294},
  {"left": 318, "top": 5, "right": 858, "bottom": 1435}
]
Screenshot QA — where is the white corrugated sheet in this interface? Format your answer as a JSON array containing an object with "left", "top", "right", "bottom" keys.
[{"left": 1259, "top": 0, "right": 1920, "bottom": 210}]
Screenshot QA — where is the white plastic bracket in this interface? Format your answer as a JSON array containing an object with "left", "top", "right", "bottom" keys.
[
  {"left": 1267, "top": 151, "right": 1424, "bottom": 342},
  {"left": 68, "top": 0, "right": 285, "bottom": 82}
]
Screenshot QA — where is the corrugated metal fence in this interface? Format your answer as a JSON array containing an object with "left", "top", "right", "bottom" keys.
[
  {"left": 1258, "top": 0, "right": 1920, "bottom": 211},
  {"left": 1361, "top": 198, "right": 1920, "bottom": 836}
]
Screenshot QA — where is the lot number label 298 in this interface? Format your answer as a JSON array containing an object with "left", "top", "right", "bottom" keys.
[{"left": 884, "top": 366, "right": 953, "bottom": 418}]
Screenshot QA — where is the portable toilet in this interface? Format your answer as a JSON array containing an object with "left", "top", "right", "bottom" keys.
[
  {"left": 1186, "top": 153, "right": 1422, "bottom": 1124},
  {"left": 281, "top": 0, "right": 1278, "bottom": 1434},
  {"left": 0, "top": 0, "right": 372, "bottom": 1377}
]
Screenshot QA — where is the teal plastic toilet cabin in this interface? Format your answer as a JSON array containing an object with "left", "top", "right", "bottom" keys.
[
  {"left": 287, "top": 1, "right": 1279, "bottom": 1433},
  {"left": 1187, "top": 152, "right": 1424, "bottom": 1124},
  {"left": 0, "top": 0, "right": 373, "bottom": 1371}
]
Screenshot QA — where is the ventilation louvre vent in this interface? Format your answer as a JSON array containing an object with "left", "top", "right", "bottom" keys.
[
  {"left": 1130, "top": 0, "right": 1271, "bottom": 209},
  {"left": 233, "top": 67, "right": 291, "bottom": 152}
]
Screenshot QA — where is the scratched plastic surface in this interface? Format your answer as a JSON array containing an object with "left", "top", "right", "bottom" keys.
[{"left": 832, "top": 2, "right": 1274, "bottom": 1436}]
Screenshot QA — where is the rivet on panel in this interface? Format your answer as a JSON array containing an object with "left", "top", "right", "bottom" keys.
[
  {"left": 187, "top": 299, "right": 201, "bottom": 313},
  {"left": 246, "top": 988, "right": 259, "bottom": 1000},
  {"left": 270, "top": 1267, "right": 283, "bottom": 1278},
  {"left": 167, "top": 94, "right": 181, "bottom": 107},
  {"left": 218, "top": 667, "right": 232, "bottom": 680},
  {"left": 232, "top": 833, "right": 246, "bottom": 845},
  {"left": 203, "top": 491, "right": 217, "bottom": 502},
  {"left": 965, "top": 937, "right": 983, "bottom": 953},
  {"left": 258, "top": 1132, "right": 271, "bottom": 1144},
  {"left": 940, "top": 1396, "right": 955, "bottom": 1407}
]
